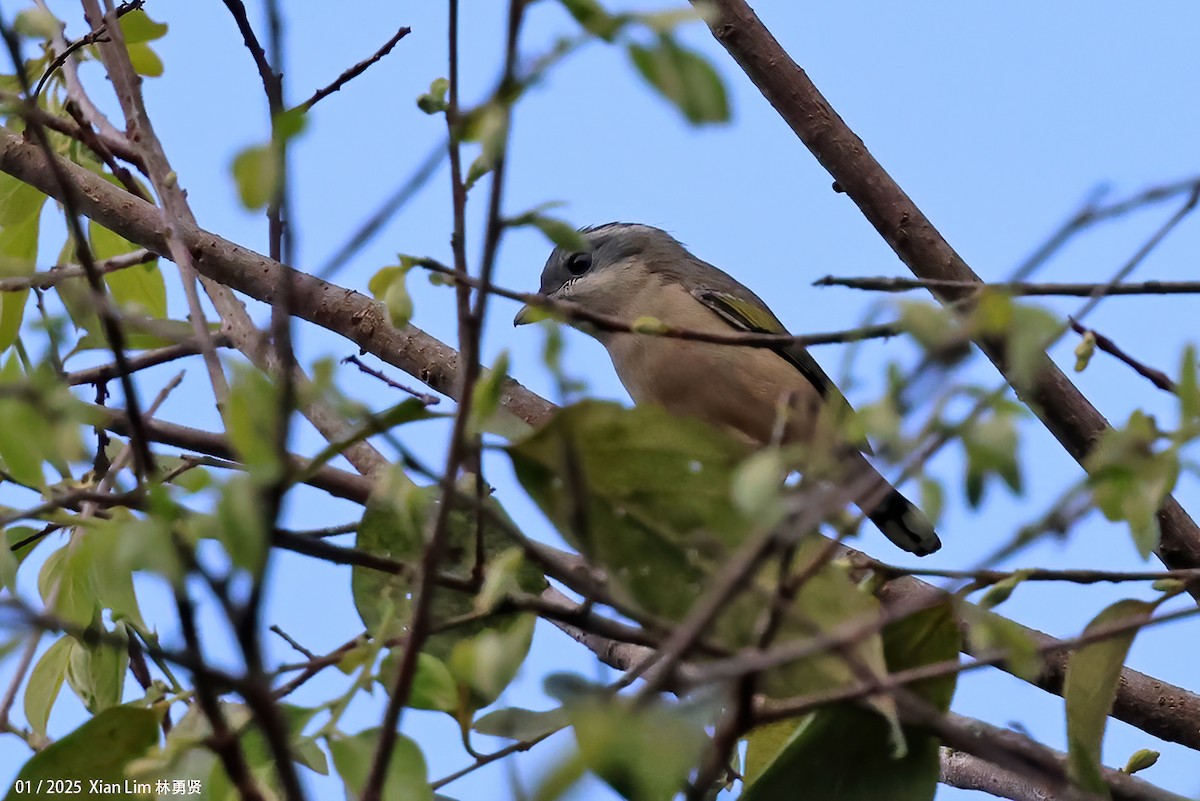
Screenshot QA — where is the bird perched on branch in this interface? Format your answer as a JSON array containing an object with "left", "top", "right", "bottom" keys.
[{"left": 513, "top": 222, "right": 941, "bottom": 556}]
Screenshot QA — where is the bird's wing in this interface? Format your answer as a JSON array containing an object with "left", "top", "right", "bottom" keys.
[{"left": 692, "top": 287, "right": 869, "bottom": 452}]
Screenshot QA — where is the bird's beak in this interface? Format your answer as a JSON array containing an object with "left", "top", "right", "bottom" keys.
[{"left": 513, "top": 303, "right": 535, "bottom": 326}]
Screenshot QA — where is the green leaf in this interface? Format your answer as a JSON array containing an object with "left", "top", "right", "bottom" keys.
[
  {"left": 369, "top": 262, "right": 417, "bottom": 328},
  {"left": 65, "top": 627, "right": 127, "bottom": 713},
  {"left": 1176, "top": 344, "right": 1198, "bottom": 432},
  {"left": 119, "top": 9, "right": 168, "bottom": 43},
  {"left": 731, "top": 448, "right": 786, "bottom": 522},
  {"left": 1065, "top": 598, "right": 1155, "bottom": 794},
  {"left": 0, "top": 362, "right": 44, "bottom": 484},
  {"left": 38, "top": 544, "right": 98, "bottom": 630},
  {"left": 328, "top": 730, "right": 433, "bottom": 801},
  {"left": 474, "top": 547, "right": 527, "bottom": 614},
  {"left": 0, "top": 289, "right": 26, "bottom": 353},
  {"left": 469, "top": 351, "right": 510, "bottom": 435},
  {"left": 555, "top": 689, "right": 710, "bottom": 801},
  {"left": 473, "top": 706, "right": 568, "bottom": 741},
  {"left": 627, "top": 35, "right": 729, "bottom": 125},
  {"left": 384, "top": 273, "right": 414, "bottom": 328},
  {"left": 1085, "top": 411, "right": 1178, "bottom": 558},
  {"left": 1122, "top": 749, "right": 1159, "bottom": 774},
  {"left": 898, "top": 300, "right": 967, "bottom": 360},
  {"left": 978, "top": 569, "right": 1033, "bottom": 610},
  {"left": 962, "top": 607, "right": 1041, "bottom": 681},
  {"left": 509, "top": 401, "right": 889, "bottom": 703},
  {"left": 559, "top": 0, "right": 623, "bottom": 40},
  {"left": 212, "top": 476, "right": 270, "bottom": 574},
  {"left": 1006, "top": 302, "right": 1062, "bottom": 389},
  {"left": 417, "top": 77, "right": 449, "bottom": 115},
  {"left": 23, "top": 635, "right": 74, "bottom": 735},
  {"left": 6, "top": 706, "right": 160, "bottom": 797},
  {"left": 78, "top": 520, "right": 146, "bottom": 630},
  {"left": 0, "top": 172, "right": 47, "bottom": 226},
  {"left": 232, "top": 144, "right": 277, "bottom": 210},
  {"left": 744, "top": 604, "right": 959, "bottom": 801},
  {"left": 7, "top": 525, "right": 41, "bottom": 567},
  {"left": 918, "top": 476, "right": 944, "bottom": 526},
  {"left": 13, "top": 8, "right": 61, "bottom": 39},
  {"left": 0, "top": 529, "right": 17, "bottom": 591},
  {"left": 448, "top": 613, "right": 535, "bottom": 710},
  {"left": 0, "top": 209, "right": 40, "bottom": 278},
  {"left": 352, "top": 467, "right": 545, "bottom": 655},
  {"left": 464, "top": 153, "right": 491, "bottom": 191},
  {"left": 460, "top": 103, "right": 507, "bottom": 167},
  {"left": 90, "top": 220, "right": 165, "bottom": 318},
  {"left": 1074, "top": 330, "right": 1096, "bottom": 372},
  {"left": 529, "top": 215, "right": 588, "bottom": 252},
  {"left": 380, "top": 651, "right": 460, "bottom": 714},
  {"left": 226, "top": 365, "right": 284, "bottom": 482},
  {"left": 127, "top": 43, "right": 164, "bottom": 77},
  {"left": 961, "top": 410, "right": 1023, "bottom": 507},
  {"left": 273, "top": 106, "right": 308, "bottom": 142}
]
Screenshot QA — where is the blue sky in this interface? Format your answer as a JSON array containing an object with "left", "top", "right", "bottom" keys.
[{"left": 3, "top": 1, "right": 1200, "bottom": 798}]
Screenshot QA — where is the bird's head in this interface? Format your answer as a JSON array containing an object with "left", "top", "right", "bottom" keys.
[{"left": 513, "top": 222, "right": 690, "bottom": 326}]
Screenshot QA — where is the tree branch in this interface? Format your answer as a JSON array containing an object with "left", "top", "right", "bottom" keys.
[
  {"left": 817, "top": 275, "right": 1200, "bottom": 298},
  {"left": 1069, "top": 317, "right": 1177, "bottom": 393},
  {"left": 299, "top": 26, "right": 411, "bottom": 111},
  {"left": 690, "top": 0, "right": 1200, "bottom": 593}
]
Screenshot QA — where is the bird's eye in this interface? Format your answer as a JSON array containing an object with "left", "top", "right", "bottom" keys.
[{"left": 566, "top": 252, "right": 592, "bottom": 276}]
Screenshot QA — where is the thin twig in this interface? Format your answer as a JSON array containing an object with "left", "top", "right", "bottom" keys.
[
  {"left": 0, "top": 249, "right": 154, "bottom": 292},
  {"left": 1069, "top": 317, "right": 1176, "bottom": 393},
  {"left": 31, "top": 0, "right": 142, "bottom": 99},
  {"left": 423, "top": 258, "right": 902, "bottom": 348},
  {"left": 269, "top": 625, "right": 316, "bottom": 660},
  {"left": 316, "top": 139, "right": 445, "bottom": 279},
  {"left": 341, "top": 354, "right": 440, "bottom": 405},
  {"left": 816, "top": 276, "right": 1200, "bottom": 297},
  {"left": 299, "top": 27, "right": 411, "bottom": 111},
  {"left": 65, "top": 333, "right": 232, "bottom": 386}
]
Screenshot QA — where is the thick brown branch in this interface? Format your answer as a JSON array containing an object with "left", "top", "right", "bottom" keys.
[
  {"left": 692, "top": 0, "right": 1200, "bottom": 587},
  {"left": 0, "top": 126, "right": 555, "bottom": 430}
]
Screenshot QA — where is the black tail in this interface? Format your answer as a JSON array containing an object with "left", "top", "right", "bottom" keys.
[{"left": 866, "top": 488, "right": 942, "bottom": 556}]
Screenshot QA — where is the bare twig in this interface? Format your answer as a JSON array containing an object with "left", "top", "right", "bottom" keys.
[
  {"left": 422, "top": 258, "right": 903, "bottom": 348},
  {"left": 269, "top": 625, "right": 316, "bottom": 660},
  {"left": 0, "top": 249, "right": 154, "bottom": 292},
  {"left": 341, "top": 354, "right": 440, "bottom": 405},
  {"left": 316, "top": 139, "right": 445, "bottom": 279},
  {"left": 299, "top": 26, "right": 411, "bottom": 111},
  {"left": 817, "top": 275, "right": 1200, "bottom": 298},
  {"left": 65, "top": 333, "right": 233, "bottom": 386},
  {"left": 1069, "top": 317, "right": 1176, "bottom": 393}
]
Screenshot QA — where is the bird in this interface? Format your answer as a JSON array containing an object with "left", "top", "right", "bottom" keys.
[{"left": 513, "top": 222, "right": 941, "bottom": 556}]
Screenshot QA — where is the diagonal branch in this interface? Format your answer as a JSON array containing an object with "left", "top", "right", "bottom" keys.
[
  {"left": 300, "top": 26, "right": 411, "bottom": 111},
  {"left": 690, "top": 0, "right": 1200, "bottom": 592},
  {"left": 1068, "top": 317, "right": 1177, "bottom": 394}
]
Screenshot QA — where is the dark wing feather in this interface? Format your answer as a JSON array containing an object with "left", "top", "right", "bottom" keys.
[{"left": 693, "top": 288, "right": 870, "bottom": 453}]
